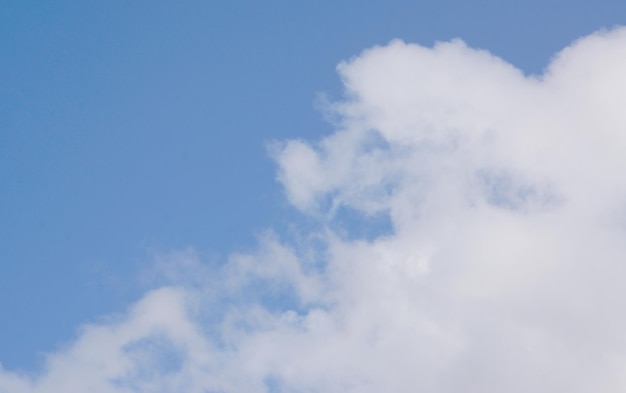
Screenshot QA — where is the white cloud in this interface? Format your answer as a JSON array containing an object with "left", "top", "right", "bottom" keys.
[{"left": 3, "top": 27, "right": 626, "bottom": 392}]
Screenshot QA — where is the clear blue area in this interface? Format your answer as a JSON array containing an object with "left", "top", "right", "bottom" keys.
[{"left": 1, "top": 0, "right": 624, "bottom": 371}]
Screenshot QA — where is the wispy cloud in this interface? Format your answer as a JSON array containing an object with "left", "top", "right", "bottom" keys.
[{"left": 3, "top": 27, "right": 626, "bottom": 392}]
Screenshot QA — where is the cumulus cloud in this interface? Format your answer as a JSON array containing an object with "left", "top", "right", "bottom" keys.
[{"left": 3, "top": 27, "right": 626, "bottom": 392}]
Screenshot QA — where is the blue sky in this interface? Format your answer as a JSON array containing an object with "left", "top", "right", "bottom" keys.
[{"left": 2, "top": 0, "right": 626, "bottom": 389}]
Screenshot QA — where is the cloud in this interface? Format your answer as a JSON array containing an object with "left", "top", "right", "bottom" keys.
[{"left": 3, "top": 27, "right": 626, "bottom": 392}]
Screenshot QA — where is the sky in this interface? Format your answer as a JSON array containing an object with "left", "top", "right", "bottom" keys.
[{"left": 2, "top": 1, "right": 626, "bottom": 392}]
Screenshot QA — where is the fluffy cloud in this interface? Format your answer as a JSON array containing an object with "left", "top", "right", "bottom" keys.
[{"left": 3, "top": 27, "right": 626, "bottom": 392}]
